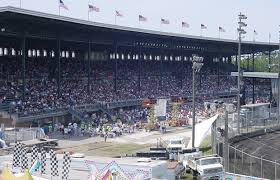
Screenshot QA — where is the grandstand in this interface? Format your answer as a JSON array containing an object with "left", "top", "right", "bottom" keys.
[{"left": 0, "top": 6, "right": 278, "bottom": 124}]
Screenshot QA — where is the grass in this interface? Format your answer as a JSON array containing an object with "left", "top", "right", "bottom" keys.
[
  {"left": 91, "top": 142, "right": 150, "bottom": 157},
  {"left": 180, "top": 174, "right": 197, "bottom": 180},
  {"left": 63, "top": 142, "right": 150, "bottom": 157},
  {"left": 199, "top": 135, "right": 212, "bottom": 155}
]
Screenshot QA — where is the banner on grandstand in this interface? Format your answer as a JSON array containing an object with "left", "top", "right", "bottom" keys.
[{"left": 154, "top": 99, "right": 167, "bottom": 117}]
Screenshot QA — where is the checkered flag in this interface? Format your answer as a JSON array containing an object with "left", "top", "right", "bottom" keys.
[
  {"left": 62, "top": 152, "right": 71, "bottom": 180},
  {"left": 40, "top": 148, "right": 47, "bottom": 174},
  {"left": 31, "top": 146, "right": 39, "bottom": 170},
  {"left": 21, "top": 147, "right": 28, "bottom": 172},
  {"left": 13, "top": 142, "right": 23, "bottom": 168},
  {"left": 50, "top": 149, "right": 59, "bottom": 177}
]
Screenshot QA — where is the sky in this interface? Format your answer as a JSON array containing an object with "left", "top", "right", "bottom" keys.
[{"left": 0, "top": 0, "right": 279, "bottom": 43}]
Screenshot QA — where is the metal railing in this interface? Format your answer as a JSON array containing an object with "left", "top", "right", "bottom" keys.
[{"left": 214, "top": 106, "right": 280, "bottom": 180}]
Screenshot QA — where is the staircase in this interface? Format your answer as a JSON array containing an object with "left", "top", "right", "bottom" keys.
[
  {"left": 0, "top": 93, "right": 15, "bottom": 112},
  {"left": 99, "top": 105, "right": 113, "bottom": 119},
  {"left": 68, "top": 108, "right": 89, "bottom": 122}
]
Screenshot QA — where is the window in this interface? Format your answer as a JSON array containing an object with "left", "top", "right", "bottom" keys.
[
  {"left": 65, "top": 51, "right": 69, "bottom": 58},
  {"left": 28, "top": 50, "right": 32, "bottom": 57},
  {"left": 61, "top": 51, "right": 65, "bottom": 58},
  {"left": 37, "top": 50, "right": 40, "bottom": 57},
  {"left": 4, "top": 48, "right": 8, "bottom": 55},
  {"left": 43, "top": 50, "right": 47, "bottom": 57},
  {"left": 11, "top": 48, "right": 16, "bottom": 56}
]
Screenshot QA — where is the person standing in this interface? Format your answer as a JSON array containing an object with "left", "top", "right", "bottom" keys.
[
  {"left": 64, "top": 127, "right": 68, "bottom": 139},
  {"left": 104, "top": 132, "right": 108, "bottom": 142}
]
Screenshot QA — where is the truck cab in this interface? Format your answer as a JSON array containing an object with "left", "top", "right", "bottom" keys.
[
  {"left": 188, "top": 155, "right": 224, "bottom": 179},
  {"left": 167, "top": 138, "right": 185, "bottom": 152}
]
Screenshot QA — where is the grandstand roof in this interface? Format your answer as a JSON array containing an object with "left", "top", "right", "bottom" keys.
[
  {"left": 231, "top": 72, "right": 278, "bottom": 79},
  {"left": 0, "top": 6, "right": 278, "bottom": 56}
]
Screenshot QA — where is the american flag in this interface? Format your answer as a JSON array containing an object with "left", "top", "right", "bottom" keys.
[
  {"left": 182, "top": 21, "right": 189, "bottom": 28},
  {"left": 201, "top": 24, "right": 207, "bottom": 29},
  {"left": 89, "top": 4, "right": 100, "bottom": 12},
  {"left": 139, "top": 15, "right": 147, "bottom": 22},
  {"left": 219, "top": 26, "right": 225, "bottom": 32},
  {"left": 161, "top": 18, "right": 169, "bottom": 24},
  {"left": 254, "top": 30, "right": 258, "bottom": 35},
  {"left": 116, "top": 10, "right": 123, "bottom": 17},
  {"left": 59, "top": 0, "right": 68, "bottom": 10}
]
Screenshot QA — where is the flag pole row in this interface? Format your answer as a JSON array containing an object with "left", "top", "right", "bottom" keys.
[{"left": 58, "top": 0, "right": 261, "bottom": 38}]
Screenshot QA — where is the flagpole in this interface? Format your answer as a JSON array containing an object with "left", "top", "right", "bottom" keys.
[
  {"left": 19, "top": 0, "right": 21, "bottom": 8},
  {"left": 115, "top": 11, "right": 117, "bottom": 25},
  {"left": 200, "top": 28, "right": 202, "bottom": 37},
  {"left": 88, "top": 0, "right": 90, "bottom": 21},
  {"left": 219, "top": 30, "right": 220, "bottom": 39},
  {"left": 59, "top": 6, "right": 60, "bottom": 16},
  {"left": 88, "top": 10, "right": 90, "bottom": 21}
]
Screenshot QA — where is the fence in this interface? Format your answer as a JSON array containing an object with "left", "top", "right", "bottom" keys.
[
  {"left": 226, "top": 145, "right": 280, "bottom": 180},
  {"left": 3, "top": 128, "right": 45, "bottom": 143},
  {"left": 214, "top": 105, "right": 280, "bottom": 180}
]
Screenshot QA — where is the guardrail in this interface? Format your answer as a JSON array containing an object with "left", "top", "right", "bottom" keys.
[{"left": 6, "top": 91, "right": 238, "bottom": 122}]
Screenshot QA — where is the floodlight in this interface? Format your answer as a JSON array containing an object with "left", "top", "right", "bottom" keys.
[
  {"left": 238, "top": 13, "right": 247, "bottom": 19},
  {"left": 238, "top": 22, "right": 247, "bottom": 27}
]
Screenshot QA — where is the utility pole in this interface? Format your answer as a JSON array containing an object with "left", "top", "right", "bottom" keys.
[
  {"left": 223, "top": 110, "right": 229, "bottom": 171},
  {"left": 237, "top": 13, "right": 247, "bottom": 134},
  {"left": 278, "top": 27, "right": 280, "bottom": 124}
]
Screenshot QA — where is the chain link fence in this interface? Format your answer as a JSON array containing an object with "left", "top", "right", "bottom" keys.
[
  {"left": 3, "top": 128, "right": 45, "bottom": 143},
  {"left": 213, "top": 104, "right": 280, "bottom": 179}
]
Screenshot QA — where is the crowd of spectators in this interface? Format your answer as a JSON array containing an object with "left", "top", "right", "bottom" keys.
[{"left": 0, "top": 57, "right": 237, "bottom": 116}]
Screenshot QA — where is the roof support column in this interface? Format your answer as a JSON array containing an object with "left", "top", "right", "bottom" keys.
[
  {"left": 247, "top": 56, "right": 250, "bottom": 71},
  {"left": 235, "top": 55, "right": 238, "bottom": 67},
  {"left": 181, "top": 55, "right": 184, "bottom": 89},
  {"left": 235, "top": 55, "right": 238, "bottom": 85},
  {"left": 252, "top": 51, "right": 255, "bottom": 104},
  {"left": 138, "top": 47, "right": 141, "bottom": 91},
  {"left": 217, "top": 56, "right": 221, "bottom": 88},
  {"left": 228, "top": 56, "right": 232, "bottom": 64},
  {"left": 87, "top": 41, "right": 91, "bottom": 93},
  {"left": 114, "top": 43, "right": 118, "bottom": 92},
  {"left": 56, "top": 38, "right": 61, "bottom": 97},
  {"left": 21, "top": 33, "right": 26, "bottom": 101},
  {"left": 160, "top": 51, "right": 163, "bottom": 89},
  {"left": 269, "top": 50, "right": 272, "bottom": 104}
]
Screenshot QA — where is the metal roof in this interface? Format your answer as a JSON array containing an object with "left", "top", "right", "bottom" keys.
[
  {"left": 0, "top": 6, "right": 278, "bottom": 56},
  {"left": 0, "top": 6, "right": 277, "bottom": 46},
  {"left": 231, "top": 72, "right": 278, "bottom": 79}
]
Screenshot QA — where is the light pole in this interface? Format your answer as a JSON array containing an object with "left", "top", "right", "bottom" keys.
[
  {"left": 278, "top": 26, "right": 280, "bottom": 124},
  {"left": 192, "top": 55, "right": 204, "bottom": 148},
  {"left": 237, "top": 13, "right": 247, "bottom": 134}
]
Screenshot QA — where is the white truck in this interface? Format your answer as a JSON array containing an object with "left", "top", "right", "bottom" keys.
[
  {"left": 187, "top": 154, "right": 224, "bottom": 179},
  {"left": 167, "top": 138, "right": 185, "bottom": 152}
]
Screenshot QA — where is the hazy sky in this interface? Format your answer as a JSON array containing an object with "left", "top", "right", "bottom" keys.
[{"left": 1, "top": 0, "right": 279, "bottom": 43}]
